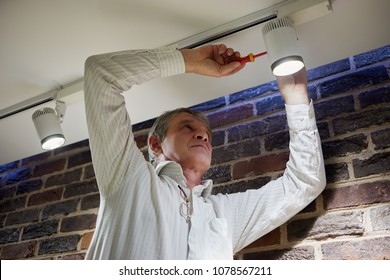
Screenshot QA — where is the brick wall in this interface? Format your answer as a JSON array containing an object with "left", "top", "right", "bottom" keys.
[{"left": 0, "top": 45, "right": 389, "bottom": 260}]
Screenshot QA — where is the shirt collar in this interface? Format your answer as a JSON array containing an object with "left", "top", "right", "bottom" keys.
[{"left": 155, "top": 161, "right": 214, "bottom": 198}]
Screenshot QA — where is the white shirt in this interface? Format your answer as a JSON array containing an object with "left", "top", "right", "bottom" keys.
[{"left": 84, "top": 46, "right": 326, "bottom": 260}]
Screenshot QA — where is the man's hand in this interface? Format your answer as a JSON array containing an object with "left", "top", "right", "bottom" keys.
[
  {"left": 276, "top": 67, "right": 310, "bottom": 105},
  {"left": 180, "top": 44, "right": 245, "bottom": 77}
]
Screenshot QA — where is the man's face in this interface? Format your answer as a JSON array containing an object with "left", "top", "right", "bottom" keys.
[{"left": 158, "top": 112, "right": 212, "bottom": 174}]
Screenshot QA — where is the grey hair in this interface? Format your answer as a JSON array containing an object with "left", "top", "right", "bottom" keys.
[{"left": 147, "top": 107, "right": 210, "bottom": 168}]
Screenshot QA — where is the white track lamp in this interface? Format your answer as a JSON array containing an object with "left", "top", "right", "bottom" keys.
[
  {"left": 32, "top": 101, "right": 66, "bottom": 150},
  {"left": 262, "top": 17, "right": 304, "bottom": 76}
]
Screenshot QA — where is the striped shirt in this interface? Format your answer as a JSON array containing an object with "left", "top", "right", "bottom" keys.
[{"left": 84, "top": 46, "right": 326, "bottom": 259}]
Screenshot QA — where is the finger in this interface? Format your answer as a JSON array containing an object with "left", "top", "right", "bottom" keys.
[
  {"left": 217, "top": 44, "right": 227, "bottom": 55},
  {"left": 225, "top": 48, "right": 235, "bottom": 56}
]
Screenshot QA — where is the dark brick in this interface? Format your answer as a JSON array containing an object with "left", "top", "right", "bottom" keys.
[
  {"left": 60, "top": 214, "right": 97, "bottom": 232},
  {"left": 203, "top": 165, "right": 231, "bottom": 184},
  {"left": 63, "top": 179, "right": 98, "bottom": 198},
  {"left": 53, "top": 139, "right": 90, "bottom": 155},
  {"left": 27, "top": 187, "right": 63, "bottom": 206},
  {"left": 354, "top": 45, "right": 390, "bottom": 68},
  {"left": 212, "top": 176, "right": 271, "bottom": 195},
  {"left": 22, "top": 220, "right": 59, "bottom": 240},
  {"left": 299, "top": 199, "right": 317, "bottom": 214},
  {"left": 80, "top": 193, "right": 100, "bottom": 210},
  {"left": 132, "top": 118, "right": 155, "bottom": 132},
  {"left": 42, "top": 199, "right": 79, "bottom": 220},
  {"left": 211, "top": 130, "right": 225, "bottom": 147},
  {"left": 38, "top": 235, "right": 80, "bottom": 255},
  {"left": 255, "top": 95, "right": 284, "bottom": 115},
  {"left": 68, "top": 150, "right": 92, "bottom": 169},
  {"left": 1, "top": 241, "right": 37, "bottom": 259},
  {"left": 207, "top": 104, "right": 253, "bottom": 129},
  {"left": 0, "top": 185, "right": 15, "bottom": 199},
  {"left": 314, "top": 95, "right": 355, "bottom": 120},
  {"left": 370, "top": 205, "right": 390, "bottom": 231},
  {"left": 243, "top": 246, "right": 314, "bottom": 260},
  {"left": 21, "top": 152, "right": 51, "bottom": 166},
  {"left": 323, "top": 180, "right": 390, "bottom": 210},
  {"left": 0, "top": 196, "right": 26, "bottom": 214},
  {"left": 0, "top": 161, "right": 19, "bottom": 173},
  {"left": 359, "top": 86, "right": 390, "bottom": 109},
  {"left": 45, "top": 168, "right": 82, "bottom": 188},
  {"left": 264, "top": 130, "right": 289, "bottom": 151},
  {"left": 229, "top": 82, "right": 278, "bottom": 104},
  {"left": 212, "top": 139, "right": 261, "bottom": 165},
  {"left": 371, "top": 128, "right": 390, "bottom": 150},
  {"left": 317, "top": 122, "right": 330, "bottom": 139},
  {"left": 353, "top": 152, "right": 390, "bottom": 178},
  {"left": 58, "top": 253, "right": 86, "bottom": 260},
  {"left": 16, "top": 179, "right": 43, "bottom": 195},
  {"left": 0, "top": 214, "right": 5, "bottom": 226},
  {"left": 228, "top": 114, "right": 287, "bottom": 142},
  {"left": 319, "top": 66, "right": 389, "bottom": 98},
  {"left": 245, "top": 228, "right": 281, "bottom": 249},
  {"left": 307, "top": 84, "right": 318, "bottom": 101},
  {"left": 325, "top": 162, "right": 350, "bottom": 183},
  {"left": 288, "top": 211, "right": 364, "bottom": 241},
  {"left": 232, "top": 152, "right": 289, "bottom": 180},
  {"left": 83, "top": 164, "right": 96, "bottom": 180},
  {"left": 6, "top": 167, "right": 31, "bottom": 184},
  {"left": 0, "top": 174, "right": 5, "bottom": 187},
  {"left": 32, "top": 159, "right": 66, "bottom": 177},
  {"left": 191, "top": 96, "right": 226, "bottom": 111},
  {"left": 333, "top": 106, "right": 390, "bottom": 135},
  {"left": 0, "top": 227, "right": 20, "bottom": 244},
  {"left": 134, "top": 133, "right": 148, "bottom": 150},
  {"left": 307, "top": 58, "right": 350, "bottom": 81},
  {"left": 5, "top": 208, "right": 40, "bottom": 226},
  {"left": 322, "top": 134, "right": 368, "bottom": 159},
  {"left": 322, "top": 236, "right": 390, "bottom": 259}
]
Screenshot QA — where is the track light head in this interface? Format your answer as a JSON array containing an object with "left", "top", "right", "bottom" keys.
[
  {"left": 262, "top": 17, "right": 304, "bottom": 76},
  {"left": 32, "top": 107, "right": 65, "bottom": 150}
]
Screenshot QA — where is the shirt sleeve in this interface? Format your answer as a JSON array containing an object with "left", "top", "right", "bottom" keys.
[
  {"left": 84, "top": 46, "right": 185, "bottom": 196},
  {"left": 224, "top": 101, "right": 327, "bottom": 253}
]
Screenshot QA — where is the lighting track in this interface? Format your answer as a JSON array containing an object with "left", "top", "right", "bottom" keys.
[{"left": 0, "top": 0, "right": 331, "bottom": 120}]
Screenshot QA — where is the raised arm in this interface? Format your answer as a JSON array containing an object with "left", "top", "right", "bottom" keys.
[{"left": 218, "top": 67, "right": 326, "bottom": 252}]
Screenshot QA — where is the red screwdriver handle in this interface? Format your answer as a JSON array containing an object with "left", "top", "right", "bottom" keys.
[{"left": 234, "top": 51, "right": 267, "bottom": 65}]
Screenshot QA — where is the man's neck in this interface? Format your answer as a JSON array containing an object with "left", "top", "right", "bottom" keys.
[{"left": 182, "top": 168, "right": 203, "bottom": 189}]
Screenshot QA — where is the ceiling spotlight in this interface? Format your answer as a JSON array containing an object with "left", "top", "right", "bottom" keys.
[
  {"left": 32, "top": 104, "right": 66, "bottom": 150},
  {"left": 262, "top": 17, "right": 304, "bottom": 76}
]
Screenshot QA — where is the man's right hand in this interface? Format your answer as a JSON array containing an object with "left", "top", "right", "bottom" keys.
[{"left": 180, "top": 44, "right": 245, "bottom": 77}]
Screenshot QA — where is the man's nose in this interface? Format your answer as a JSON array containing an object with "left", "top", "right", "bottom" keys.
[{"left": 195, "top": 130, "right": 209, "bottom": 142}]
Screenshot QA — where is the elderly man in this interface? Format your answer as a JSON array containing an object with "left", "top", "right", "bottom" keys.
[{"left": 84, "top": 44, "right": 326, "bottom": 259}]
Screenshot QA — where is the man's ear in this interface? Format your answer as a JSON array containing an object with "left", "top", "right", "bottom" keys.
[{"left": 148, "top": 135, "right": 162, "bottom": 156}]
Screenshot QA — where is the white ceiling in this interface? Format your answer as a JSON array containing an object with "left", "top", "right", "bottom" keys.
[{"left": 0, "top": 0, "right": 389, "bottom": 165}]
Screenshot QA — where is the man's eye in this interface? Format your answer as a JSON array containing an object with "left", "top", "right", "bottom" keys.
[{"left": 184, "top": 124, "right": 193, "bottom": 130}]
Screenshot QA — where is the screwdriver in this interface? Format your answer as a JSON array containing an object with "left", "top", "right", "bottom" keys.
[{"left": 231, "top": 51, "right": 268, "bottom": 65}]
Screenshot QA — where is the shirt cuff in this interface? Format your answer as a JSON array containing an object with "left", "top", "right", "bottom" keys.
[
  {"left": 156, "top": 45, "right": 186, "bottom": 77},
  {"left": 285, "top": 100, "right": 317, "bottom": 131}
]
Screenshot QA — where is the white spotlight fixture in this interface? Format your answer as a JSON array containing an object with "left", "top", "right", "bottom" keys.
[
  {"left": 262, "top": 17, "right": 304, "bottom": 76},
  {"left": 32, "top": 102, "right": 66, "bottom": 150}
]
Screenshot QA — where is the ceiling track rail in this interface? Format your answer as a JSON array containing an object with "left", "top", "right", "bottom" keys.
[
  {"left": 0, "top": 0, "right": 331, "bottom": 120},
  {"left": 0, "top": 89, "right": 56, "bottom": 120},
  {"left": 174, "top": 14, "right": 277, "bottom": 49}
]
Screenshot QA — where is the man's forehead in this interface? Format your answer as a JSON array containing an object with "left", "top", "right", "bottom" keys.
[{"left": 171, "top": 112, "right": 210, "bottom": 130}]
